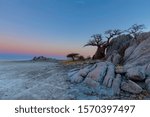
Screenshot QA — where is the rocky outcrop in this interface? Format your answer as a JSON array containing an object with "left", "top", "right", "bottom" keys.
[
  {"left": 32, "top": 56, "right": 49, "bottom": 61},
  {"left": 124, "top": 37, "right": 150, "bottom": 81},
  {"left": 32, "top": 56, "right": 57, "bottom": 62},
  {"left": 67, "top": 33, "right": 150, "bottom": 99},
  {"left": 68, "top": 61, "right": 144, "bottom": 99},
  {"left": 106, "top": 34, "right": 132, "bottom": 58},
  {"left": 124, "top": 37, "right": 150, "bottom": 68}
]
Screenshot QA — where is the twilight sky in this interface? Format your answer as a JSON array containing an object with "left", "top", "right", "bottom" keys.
[{"left": 0, "top": 0, "right": 150, "bottom": 60}]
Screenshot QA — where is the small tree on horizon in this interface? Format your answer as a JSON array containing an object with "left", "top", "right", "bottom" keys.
[{"left": 66, "top": 53, "right": 79, "bottom": 61}]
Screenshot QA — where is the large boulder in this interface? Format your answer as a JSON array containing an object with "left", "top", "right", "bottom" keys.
[
  {"left": 83, "top": 77, "right": 99, "bottom": 88},
  {"left": 121, "top": 80, "right": 143, "bottom": 94},
  {"left": 86, "top": 62, "right": 107, "bottom": 83},
  {"left": 123, "top": 44, "right": 138, "bottom": 62},
  {"left": 124, "top": 37, "right": 150, "bottom": 68},
  {"left": 68, "top": 68, "right": 83, "bottom": 83},
  {"left": 106, "top": 34, "right": 132, "bottom": 58},
  {"left": 69, "top": 74, "right": 84, "bottom": 83},
  {"left": 68, "top": 64, "right": 97, "bottom": 83},
  {"left": 107, "top": 50, "right": 121, "bottom": 65},
  {"left": 126, "top": 66, "right": 146, "bottom": 81},
  {"left": 103, "top": 62, "right": 115, "bottom": 87},
  {"left": 112, "top": 74, "right": 122, "bottom": 95},
  {"left": 78, "top": 64, "right": 97, "bottom": 77}
]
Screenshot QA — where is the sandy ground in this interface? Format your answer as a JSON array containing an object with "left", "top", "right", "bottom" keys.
[{"left": 0, "top": 61, "right": 69, "bottom": 100}]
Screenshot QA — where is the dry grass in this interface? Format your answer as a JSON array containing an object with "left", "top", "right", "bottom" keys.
[{"left": 61, "top": 60, "right": 85, "bottom": 65}]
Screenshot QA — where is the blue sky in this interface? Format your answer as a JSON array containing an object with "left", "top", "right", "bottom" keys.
[{"left": 0, "top": 0, "right": 150, "bottom": 60}]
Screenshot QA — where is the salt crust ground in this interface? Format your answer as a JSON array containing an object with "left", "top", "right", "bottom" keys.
[{"left": 0, "top": 61, "right": 69, "bottom": 100}]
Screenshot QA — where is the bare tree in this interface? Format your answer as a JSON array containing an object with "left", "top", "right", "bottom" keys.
[
  {"left": 127, "top": 24, "right": 145, "bottom": 40},
  {"left": 84, "top": 30, "right": 122, "bottom": 59},
  {"left": 84, "top": 34, "right": 106, "bottom": 59},
  {"left": 66, "top": 53, "right": 79, "bottom": 61},
  {"left": 84, "top": 34, "right": 105, "bottom": 47},
  {"left": 105, "top": 29, "right": 122, "bottom": 44}
]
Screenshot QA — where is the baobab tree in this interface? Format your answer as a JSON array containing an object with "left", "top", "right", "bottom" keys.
[
  {"left": 84, "top": 29, "right": 122, "bottom": 59},
  {"left": 127, "top": 24, "right": 145, "bottom": 40},
  {"left": 84, "top": 34, "right": 106, "bottom": 59}
]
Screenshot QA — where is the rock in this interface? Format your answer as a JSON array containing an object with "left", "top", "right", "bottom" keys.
[
  {"left": 78, "top": 64, "right": 97, "bottom": 77},
  {"left": 145, "top": 78, "right": 150, "bottom": 84},
  {"left": 123, "top": 44, "right": 138, "bottom": 62},
  {"left": 107, "top": 51, "right": 121, "bottom": 65},
  {"left": 69, "top": 73, "right": 84, "bottom": 83},
  {"left": 124, "top": 37, "right": 150, "bottom": 68},
  {"left": 32, "top": 56, "right": 49, "bottom": 61},
  {"left": 33, "top": 56, "right": 37, "bottom": 61},
  {"left": 126, "top": 66, "right": 146, "bottom": 81},
  {"left": 121, "top": 80, "right": 143, "bottom": 94},
  {"left": 106, "top": 34, "right": 132, "bottom": 58},
  {"left": 68, "top": 64, "right": 97, "bottom": 83},
  {"left": 112, "top": 74, "right": 122, "bottom": 95},
  {"left": 115, "top": 66, "right": 126, "bottom": 74},
  {"left": 145, "top": 78, "right": 150, "bottom": 93},
  {"left": 68, "top": 70, "right": 79, "bottom": 78},
  {"left": 112, "top": 53, "right": 121, "bottom": 65},
  {"left": 86, "top": 62, "right": 107, "bottom": 83},
  {"left": 83, "top": 77, "right": 99, "bottom": 88},
  {"left": 78, "top": 68, "right": 89, "bottom": 78},
  {"left": 136, "top": 32, "right": 150, "bottom": 43},
  {"left": 69, "top": 68, "right": 80, "bottom": 72},
  {"left": 145, "top": 64, "right": 150, "bottom": 77},
  {"left": 103, "top": 62, "right": 115, "bottom": 87},
  {"left": 67, "top": 32, "right": 150, "bottom": 99}
]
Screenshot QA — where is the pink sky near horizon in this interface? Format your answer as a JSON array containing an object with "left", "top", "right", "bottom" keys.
[{"left": 0, "top": 34, "right": 95, "bottom": 58}]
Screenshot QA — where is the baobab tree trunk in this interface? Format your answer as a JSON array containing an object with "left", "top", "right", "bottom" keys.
[{"left": 93, "top": 46, "right": 106, "bottom": 60}]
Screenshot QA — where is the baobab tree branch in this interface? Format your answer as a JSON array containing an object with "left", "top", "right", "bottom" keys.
[
  {"left": 127, "top": 24, "right": 145, "bottom": 40},
  {"left": 105, "top": 29, "right": 122, "bottom": 45},
  {"left": 84, "top": 34, "right": 104, "bottom": 47}
]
